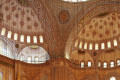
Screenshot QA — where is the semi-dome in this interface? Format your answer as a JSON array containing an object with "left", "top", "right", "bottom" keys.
[
  {"left": 0, "top": 0, "right": 44, "bottom": 44},
  {"left": 18, "top": 45, "right": 50, "bottom": 64},
  {"left": 74, "top": 12, "right": 120, "bottom": 51}
]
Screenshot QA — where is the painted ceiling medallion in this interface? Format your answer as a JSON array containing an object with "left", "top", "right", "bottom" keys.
[
  {"left": 58, "top": 10, "right": 70, "bottom": 24},
  {"left": 18, "top": 0, "right": 29, "bottom": 6}
]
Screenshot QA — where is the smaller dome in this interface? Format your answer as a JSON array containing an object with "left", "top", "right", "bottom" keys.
[{"left": 18, "top": 45, "right": 50, "bottom": 64}]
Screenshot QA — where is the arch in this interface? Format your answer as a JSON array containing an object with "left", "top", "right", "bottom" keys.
[
  {"left": 70, "top": 50, "right": 94, "bottom": 66},
  {"left": 98, "top": 50, "right": 120, "bottom": 65},
  {"left": 103, "top": 72, "right": 120, "bottom": 80},
  {"left": 50, "top": 66, "right": 76, "bottom": 80},
  {"left": 18, "top": 45, "right": 50, "bottom": 64},
  {"left": 33, "top": 72, "right": 49, "bottom": 80},
  {"left": 21, "top": 76, "right": 29, "bottom": 80}
]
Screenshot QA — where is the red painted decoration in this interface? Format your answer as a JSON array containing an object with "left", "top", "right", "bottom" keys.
[
  {"left": 105, "top": 29, "right": 110, "bottom": 36},
  {"left": 20, "top": 21, "right": 24, "bottom": 27},
  {"left": 92, "top": 30, "right": 96, "bottom": 38},
  {"left": 104, "top": 21, "right": 107, "bottom": 26},
  {"left": 6, "top": 15, "right": 11, "bottom": 20},
  {"left": 5, "top": 6, "right": 9, "bottom": 11}
]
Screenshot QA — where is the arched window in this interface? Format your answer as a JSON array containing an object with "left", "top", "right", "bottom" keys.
[
  {"left": 110, "top": 61, "right": 114, "bottom": 67},
  {"left": 103, "top": 62, "right": 107, "bottom": 68},
  {"left": 20, "top": 35, "right": 24, "bottom": 42},
  {"left": 7, "top": 31, "right": 12, "bottom": 38},
  {"left": 89, "top": 43, "right": 92, "bottom": 50},
  {"left": 39, "top": 55, "right": 46, "bottom": 63},
  {"left": 20, "top": 54, "right": 25, "bottom": 61},
  {"left": 117, "top": 60, "right": 120, "bottom": 66},
  {"left": 101, "top": 43, "right": 105, "bottom": 49},
  {"left": 40, "top": 36, "right": 43, "bottom": 43},
  {"left": 27, "top": 36, "right": 30, "bottom": 43},
  {"left": 107, "top": 41, "right": 111, "bottom": 48},
  {"left": 79, "top": 42, "right": 83, "bottom": 49},
  {"left": 14, "top": 33, "right": 18, "bottom": 40},
  {"left": 81, "top": 62, "right": 84, "bottom": 68},
  {"left": 33, "top": 36, "right": 37, "bottom": 43},
  {"left": 74, "top": 40, "right": 78, "bottom": 47},
  {"left": 110, "top": 77, "right": 116, "bottom": 80},
  {"left": 34, "top": 56, "right": 39, "bottom": 63},
  {"left": 1, "top": 28, "right": 6, "bottom": 36},
  {"left": 88, "top": 61, "right": 92, "bottom": 67},
  {"left": 113, "top": 39, "right": 117, "bottom": 46},
  {"left": 98, "top": 62, "right": 101, "bottom": 67},
  {"left": 95, "top": 43, "right": 98, "bottom": 50},
  {"left": 84, "top": 43, "right": 87, "bottom": 49},
  {"left": 27, "top": 56, "right": 32, "bottom": 63}
]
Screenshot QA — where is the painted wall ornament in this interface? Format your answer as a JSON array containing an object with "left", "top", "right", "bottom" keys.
[
  {"left": 58, "top": 10, "right": 70, "bottom": 24},
  {"left": 18, "top": 0, "right": 29, "bottom": 6}
]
